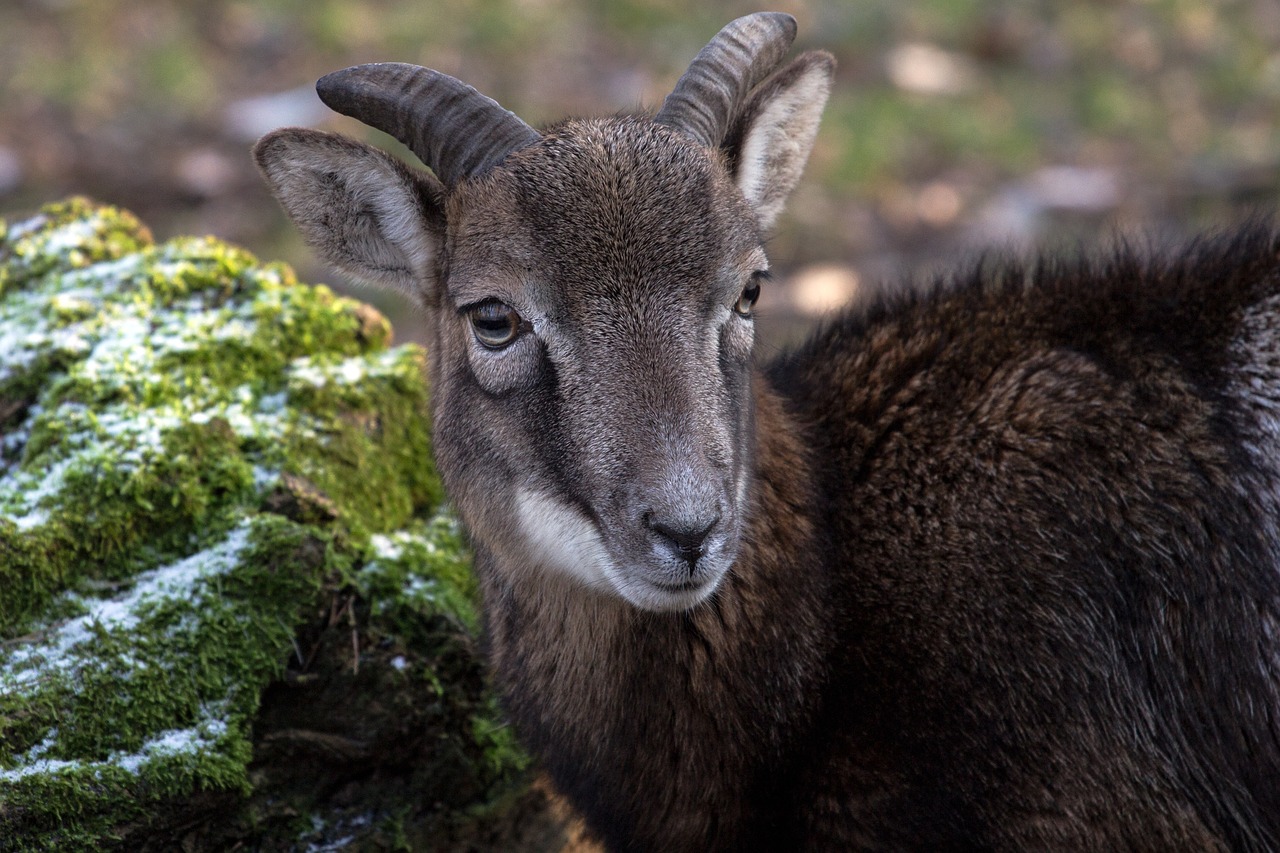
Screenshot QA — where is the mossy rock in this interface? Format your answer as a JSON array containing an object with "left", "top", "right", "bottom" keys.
[{"left": 0, "top": 200, "right": 561, "bottom": 851}]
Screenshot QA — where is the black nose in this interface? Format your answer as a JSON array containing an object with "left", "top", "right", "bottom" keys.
[{"left": 646, "top": 514, "right": 719, "bottom": 568}]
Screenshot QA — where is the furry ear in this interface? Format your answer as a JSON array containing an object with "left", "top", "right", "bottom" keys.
[
  {"left": 724, "top": 51, "right": 835, "bottom": 232},
  {"left": 254, "top": 128, "right": 445, "bottom": 297}
]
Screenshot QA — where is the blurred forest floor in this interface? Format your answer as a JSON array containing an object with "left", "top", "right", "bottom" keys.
[{"left": 2, "top": 0, "right": 1278, "bottom": 347}]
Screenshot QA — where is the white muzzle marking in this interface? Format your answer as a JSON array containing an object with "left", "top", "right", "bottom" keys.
[{"left": 513, "top": 487, "right": 724, "bottom": 611}]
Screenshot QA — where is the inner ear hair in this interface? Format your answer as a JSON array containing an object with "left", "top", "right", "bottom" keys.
[
  {"left": 722, "top": 51, "right": 835, "bottom": 231},
  {"left": 254, "top": 128, "right": 446, "bottom": 295}
]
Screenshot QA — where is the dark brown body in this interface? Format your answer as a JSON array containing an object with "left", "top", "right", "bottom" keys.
[
  {"left": 481, "top": 227, "right": 1280, "bottom": 851},
  {"left": 254, "top": 12, "right": 1280, "bottom": 850}
]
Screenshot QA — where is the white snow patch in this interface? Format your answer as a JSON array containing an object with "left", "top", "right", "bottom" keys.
[
  {"left": 11, "top": 508, "right": 49, "bottom": 530},
  {"left": 369, "top": 533, "right": 404, "bottom": 562},
  {"left": 0, "top": 706, "right": 231, "bottom": 783},
  {"left": 0, "top": 524, "right": 252, "bottom": 693},
  {"left": 39, "top": 217, "right": 105, "bottom": 254},
  {"left": 252, "top": 465, "right": 280, "bottom": 493},
  {"left": 289, "top": 349, "right": 412, "bottom": 391},
  {"left": 112, "top": 714, "right": 230, "bottom": 774}
]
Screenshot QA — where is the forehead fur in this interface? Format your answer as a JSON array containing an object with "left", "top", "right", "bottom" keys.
[{"left": 448, "top": 117, "right": 758, "bottom": 303}]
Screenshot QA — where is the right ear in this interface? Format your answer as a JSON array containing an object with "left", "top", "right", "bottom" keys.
[
  {"left": 723, "top": 51, "right": 834, "bottom": 232},
  {"left": 253, "top": 128, "right": 445, "bottom": 296}
]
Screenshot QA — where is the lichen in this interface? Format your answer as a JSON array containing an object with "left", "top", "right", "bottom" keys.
[{"left": 0, "top": 200, "right": 536, "bottom": 851}]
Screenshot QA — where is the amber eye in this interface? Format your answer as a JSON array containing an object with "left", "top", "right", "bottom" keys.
[
  {"left": 468, "top": 301, "right": 526, "bottom": 349},
  {"left": 734, "top": 273, "right": 766, "bottom": 317}
]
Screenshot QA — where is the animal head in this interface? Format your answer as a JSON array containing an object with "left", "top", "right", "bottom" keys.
[{"left": 255, "top": 13, "right": 834, "bottom": 611}]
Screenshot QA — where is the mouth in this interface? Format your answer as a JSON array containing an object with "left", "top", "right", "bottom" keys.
[
  {"left": 649, "top": 578, "right": 707, "bottom": 594},
  {"left": 615, "top": 566, "right": 726, "bottom": 612}
]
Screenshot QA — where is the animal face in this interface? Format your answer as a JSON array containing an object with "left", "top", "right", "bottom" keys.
[
  {"left": 423, "top": 118, "right": 766, "bottom": 610},
  {"left": 253, "top": 12, "right": 832, "bottom": 611}
]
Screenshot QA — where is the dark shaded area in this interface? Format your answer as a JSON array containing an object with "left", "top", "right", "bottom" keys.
[
  {"left": 127, "top": 582, "right": 574, "bottom": 851},
  {"left": 98, "top": 581, "right": 575, "bottom": 851}
]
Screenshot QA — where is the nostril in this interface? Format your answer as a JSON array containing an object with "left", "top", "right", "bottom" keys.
[{"left": 647, "top": 514, "right": 719, "bottom": 566}]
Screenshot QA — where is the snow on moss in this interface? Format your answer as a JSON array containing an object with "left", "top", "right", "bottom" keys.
[
  {"left": 360, "top": 510, "right": 480, "bottom": 642},
  {"left": 0, "top": 514, "right": 334, "bottom": 846},
  {"left": 0, "top": 199, "right": 441, "bottom": 635},
  {"left": 2, "top": 522, "right": 253, "bottom": 695},
  {"left": 0, "top": 200, "right": 504, "bottom": 851}
]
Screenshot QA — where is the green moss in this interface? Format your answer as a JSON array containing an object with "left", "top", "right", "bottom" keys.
[
  {"left": 0, "top": 200, "right": 440, "bottom": 635},
  {"left": 0, "top": 199, "right": 152, "bottom": 294},
  {"left": 0, "top": 517, "right": 333, "bottom": 846},
  {"left": 0, "top": 201, "right": 530, "bottom": 851},
  {"left": 358, "top": 511, "right": 480, "bottom": 655},
  {"left": 282, "top": 347, "right": 442, "bottom": 543}
]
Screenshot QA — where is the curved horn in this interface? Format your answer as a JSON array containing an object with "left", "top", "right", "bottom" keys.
[
  {"left": 654, "top": 12, "right": 798, "bottom": 148},
  {"left": 316, "top": 63, "right": 540, "bottom": 187}
]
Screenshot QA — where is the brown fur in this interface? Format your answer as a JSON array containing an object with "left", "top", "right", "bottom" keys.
[
  {"left": 765, "top": 230, "right": 1280, "bottom": 849},
  {"left": 254, "top": 14, "right": 1280, "bottom": 850},
  {"left": 473, "top": 228, "right": 1280, "bottom": 851},
  {"left": 479, "top": 381, "right": 832, "bottom": 851}
]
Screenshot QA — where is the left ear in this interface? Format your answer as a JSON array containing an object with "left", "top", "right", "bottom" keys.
[
  {"left": 723, "top": 51, "right": 835, "bottom": 232},
  {"left": 254, "top": 128, "right": 445, "bottom": 297}
]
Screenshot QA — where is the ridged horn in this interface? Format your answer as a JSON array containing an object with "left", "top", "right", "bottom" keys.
[
  {"left": 316, "top": 63, "right": 540, "bottom": 187},
  {"left": 654, "top": 12, "right": 798, "bottom": 148}
]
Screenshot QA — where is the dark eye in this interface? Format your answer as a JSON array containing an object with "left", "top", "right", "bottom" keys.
[
  {"left": 468, "top": 301, "right": 526, "bottom": 349},
  {"left": 734, "top": 272, "right": 767, "bottom": 317}
]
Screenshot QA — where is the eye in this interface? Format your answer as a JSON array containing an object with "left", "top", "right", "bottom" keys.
[
  {"left": 468, "top": 301, "right": 527, "bottom": 349},
  {"left": 734, "top": 272, "right": 768, "bottom": 317}
]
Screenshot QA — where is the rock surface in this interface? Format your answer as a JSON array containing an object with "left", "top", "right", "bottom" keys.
[{"left": 0, "top": 200, "right": 564, "bottom": 851}]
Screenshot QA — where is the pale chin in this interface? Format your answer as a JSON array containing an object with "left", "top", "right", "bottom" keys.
[
  {"left": 614, "top": 579, "right": 719, "bottom": 613},
  {"left": 606, "top": 562, "right": 729, "bottom": 612}
]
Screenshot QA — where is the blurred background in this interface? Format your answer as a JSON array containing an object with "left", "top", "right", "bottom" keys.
[{"left": 2, "top": 0, "right": 1278, "bottom": 347}]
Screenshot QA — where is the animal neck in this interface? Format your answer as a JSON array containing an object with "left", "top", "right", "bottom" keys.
[{"left": 477, "top": 371, "right": 834, "bottom": 849}]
